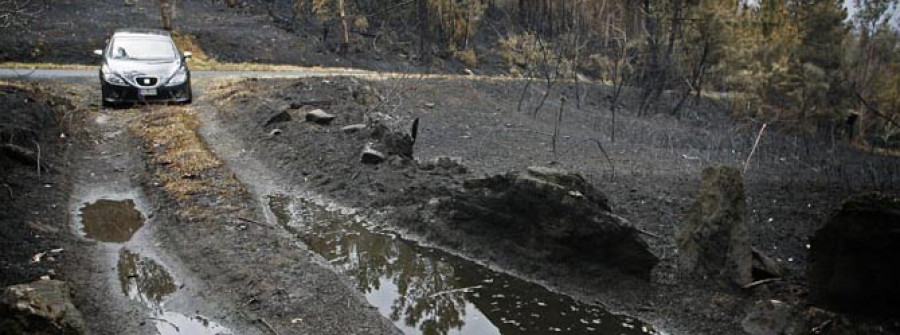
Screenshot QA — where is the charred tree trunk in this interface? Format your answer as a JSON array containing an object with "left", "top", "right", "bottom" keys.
[
  {"left": 417, "top": 0, "right": 431, "bottom": 65},
  {"left": 159, "top": 0, "right": 172, "bottom": 31},
  {"left": 338, "top": 0, "right": 350, "bottom": 53}
]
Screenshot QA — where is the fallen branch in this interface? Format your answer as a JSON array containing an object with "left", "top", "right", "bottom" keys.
[
  {"left": 743, "top": 123, "right": 767, "bottom": 174},
  {"left": 238, "top": 216, "right": 269, "bottom": 228},
  {"left": 811, "top": 319, "right": 833, "bottom": 334},
  {"left": 261, "top": 318, "right": 280, "bottom": 335},
  {"left": 636, "top": 228, "right": 661, "bottom": 239},
  {"left": 741, "top": 277, "right": 782, "bottom": 289}
]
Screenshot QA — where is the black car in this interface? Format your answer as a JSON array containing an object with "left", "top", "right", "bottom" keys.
[{"left": 94, "top": 29, "right": 192, "bottom": 107}]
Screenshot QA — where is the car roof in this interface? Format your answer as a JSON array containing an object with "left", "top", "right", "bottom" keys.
[{"left": 112, "top": 28, "right": 172, "bottom": 38}]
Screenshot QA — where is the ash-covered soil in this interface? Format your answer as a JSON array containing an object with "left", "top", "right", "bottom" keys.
[
  {"left": 205, "top": 76, "right": 900, "bottom": 334},
  {"left": 0, "top": 81, "right": 78, "bottom": 287},
  {"left": 0, "top": 0, "right": 452, "bottom": 73}
]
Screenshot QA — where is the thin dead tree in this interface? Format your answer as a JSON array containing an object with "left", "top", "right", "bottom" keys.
[
  {"left": 337, "top": 0, "right": 349, "bottom": 53},
  {"left": 532, "top": 34, "right": 564, "bottom": 118},
  {"left": 159, "top": 0, "right": 173, "bottom": 30},
  {"left": 552, "top": 95, "right": 567, "bottom": 159},
  {"left": 604, "top": 22, "right": 631, "bottom": 143}
]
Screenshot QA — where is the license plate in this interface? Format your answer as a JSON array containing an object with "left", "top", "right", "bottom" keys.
[{"left": 139, "top": 88, "right": 157, "bottom": 96}]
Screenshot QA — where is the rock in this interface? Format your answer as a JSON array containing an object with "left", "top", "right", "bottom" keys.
[
  {"left": 442, "top": 167, "right": 658, "bottom": 278},
  {"left": 341, "top": 124, "right": 367, "bottom": 134},
  {"left": 289, "top": 98, "right": 332, "bottom": 109},
  {"left": 361, "top": 143, "right": 385, "bottom": 164},
  {"left": 741, "top": 300, "right": 794, "bottom": 335},
  {"left": 0, "top": 280, "right": 86, "bottom": 334},
  {"left": 305, "top": 109, "right": 335, "bottom": 125},
  {"left": 257, "top": 106, "right": 291, "bottom": 127},
  {"left": 809, "top": 192, "right": 900, "bottom": 315},
  {"left": 424, "top": 102, "right": 436, "bottom": 109},
  {"left": 368, "top": 113, "right": 415, "bottom": 158},
  {"left": 268, "top": 128, "right": 282, "bottom": 137},
  {"left": 420, "top": 156, "right": 467, "bottom": 174},
  {"left": 752, "top": 246, "right": 785, "bottom": 279},
  {"left": 677, "top": 165, "right": 752, "bottom": 286}
]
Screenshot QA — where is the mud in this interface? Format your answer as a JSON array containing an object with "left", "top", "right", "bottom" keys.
[
  {"left": 204, "top": 76, "right": 900, "bottom": 334},
  {"left": 118, "top": 248, "right": 232, "bottom": 335},
  {"left": 80, "top": 199, "right": 144, "bottom": 243},
  {"left": 269, "top": 194, "right": 658, "bottom": 335}
]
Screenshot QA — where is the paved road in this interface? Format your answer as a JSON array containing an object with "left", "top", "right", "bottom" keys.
[{"left": 0, "top": 68, "right": 376, "bottom": 84}]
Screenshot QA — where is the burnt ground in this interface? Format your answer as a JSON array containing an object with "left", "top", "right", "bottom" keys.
[
  {"left": 0, "top": 0, "right": 478, "bottom": 73},
  {"left": 204, "top": 76, "right": 900, "bottom": 334},
  {"left": 0, "top": 81, "right": 78, "bottom": 288},
  {"left": 1, "top": 78, "right": 402, "bottom": 334}
]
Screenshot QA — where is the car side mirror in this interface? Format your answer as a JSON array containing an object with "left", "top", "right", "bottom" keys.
[
  {"left": 183, "top": 51, "right": 192, "bottom": 59},
  {"left": 93, "top": 49, "right": 103, "bottom": 58}
]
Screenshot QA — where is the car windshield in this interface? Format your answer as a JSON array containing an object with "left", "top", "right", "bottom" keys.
[{"left": 109, "top": 37, "right": 177, "bottom": 61}]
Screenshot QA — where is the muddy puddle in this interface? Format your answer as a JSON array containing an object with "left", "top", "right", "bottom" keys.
[
  {"left": 118, "top": 248, "right": 232, "bottom": 335},
  {"left": 79, "top": 199, "right": 144, "bottom": 242},
  {"left": 81, "top": 197, "right": 230, "bottom": 334},
  {"left": 269, "top": 195, "right": 661, "bottom": 335}
]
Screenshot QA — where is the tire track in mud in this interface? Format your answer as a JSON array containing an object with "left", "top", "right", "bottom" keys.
[
  {"left": 67, "top": 104, "right": 244, "bottom": 334},
  {"left": 192, "top": 80, "right": 662, "bottom": 334},
  {"left": 130, "top": 103, "right": 399, "bottom": 334}
]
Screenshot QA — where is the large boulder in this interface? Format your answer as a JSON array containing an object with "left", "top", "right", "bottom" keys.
[
  {"left": 0, "top": 280, "right": 86, "bottom": 334},
  {"left": 677, "top": 165, "right": 753, "bottom": 286},
  {"left": 442, "top": 166, "right": 658, "bottom": 278},
  {"left": 809, "top": 192, "right": 900, "bottom": 315}
]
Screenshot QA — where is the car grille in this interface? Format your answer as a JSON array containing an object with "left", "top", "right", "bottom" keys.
[{"left": 134, "top": 76, "right": 158, "bottom": 87}]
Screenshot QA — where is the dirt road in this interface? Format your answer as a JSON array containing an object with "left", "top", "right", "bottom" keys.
[
  {"left": 2, "top": 73, "right": 665, "bottom": 335},
  {"left": 4, "top": 64, "right": 900, "bottom": 334}
]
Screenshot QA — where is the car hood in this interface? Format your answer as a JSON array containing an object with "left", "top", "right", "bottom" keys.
[{"left": 106, "top": 58, "right": 181, "bottom": 81}]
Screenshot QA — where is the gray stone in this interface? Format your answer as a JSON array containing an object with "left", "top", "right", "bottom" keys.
[
  {"left": 305, "top": 109, "right": 335, "bottom": 125},
  {"left": 258, "top": 108, "right": 291, "bottom": 127},
  {"left": 809, "top": 192, "right": 900, "bottom": 315},
  {"left": 752, "top": 247, "right": 785, "bottom": 279},
  {"left": 677, "top": 165, "right": 752, "bottom": 286},
  {"left": 368, "top": 114, "right": 415, "bottom": 158},
  {"left": 424, "top": 102, "right": 436, "bottom": 109},
  {"left": 422, "top": 156, "right": 467, "bottom": 174},
  {"left": 444, "top": 167, "right": 657, "bottom": 278},
  {"left": 0, "top": 280, "right": 86, "bottom": 334},
  {"left": 341, "top": 124, "right": 367, "bottom": 134},
  {"left": 361, "top": 143, "right": 385, "bottom": 164}
]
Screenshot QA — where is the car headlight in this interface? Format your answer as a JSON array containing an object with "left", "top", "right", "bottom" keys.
[
  {"left": 101, "top": 65, "right": 128, "bottom": 86},
  {"left": 166, "top": 68, "right": 188, "bottom": 86}
]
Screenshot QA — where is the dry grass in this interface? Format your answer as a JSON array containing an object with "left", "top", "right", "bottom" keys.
[
  {"left": 130, "top": 107, "right": 244, "bottom": 213},
  {"left": 0, "top": 63, "right": 93, "bottom": 70},
  {"left": 852, "top": 142, "right": 900, "bottom": 157}
]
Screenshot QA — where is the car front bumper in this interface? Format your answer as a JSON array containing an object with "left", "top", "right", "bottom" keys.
[{"left": 101, "top": 80, "right": 191, "bottom": 103}]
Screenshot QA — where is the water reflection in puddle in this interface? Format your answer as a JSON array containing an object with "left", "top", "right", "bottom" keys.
[
  {"left": 80, "top": 199, "right": 144, "bottom": 242},
  {"left": 117, "top": 248, "right": 232, "bottom": 335},
  {"left": 153, "top": 311, "right": 232, "bottom": 335},
  {"left": 269, "top": 195, "right": 660, "bottom": 335},
  {"left": 118, "top": 249, "right": 177, "bottom": 306}
]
